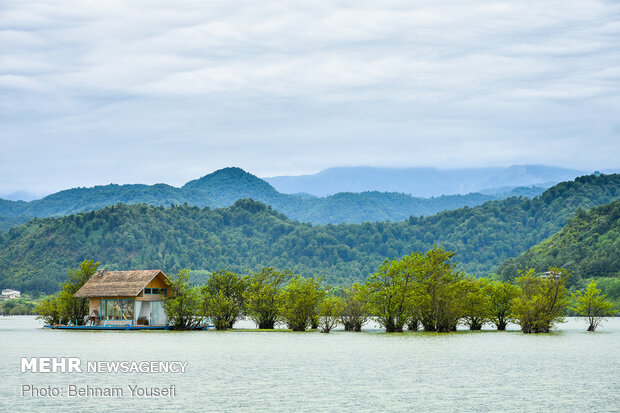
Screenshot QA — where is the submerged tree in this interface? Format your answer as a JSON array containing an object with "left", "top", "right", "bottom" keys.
[
  {"left": 244, "top": 267, "right": 291, "bottom": 329},
  {"left": 572, "top": 280, "right": 616, "bottom": 331},
  {"left": 318, "top": 295, "right": 342, "bottom": 333},
  {"left": 461, "top": 277, "right": 492, "bottom": 330},
  {"left": 340, "top": 283, "right": 368, "bottom": 332},
  {"left": 35, "top": 295, "right": 61, "bottom": 325},
  {"left": 279, "top": 276, "right": 325, "bottom": 331},
  {"left": 364, "top": 253, "right": 418, "bottom": 333},
  {"left": 35, "top": 259, "right": 99, "bottom": 325},
  {"left": 488, "top": 280, "right": 519, "bottom": 330},
  {"left": 202, "top": 269, "right": 249, "bottom": 330},
  {"left": 412, "top": 247, "right": 465, "bottom": 332},
  {"left": 164, "top": 269, "right": 201, "bottom": 330},
  {"left": 511, "top": 268, "right": 570, "bottom": 333},
  {"left": 364, "top": 246, "right": 466, "bottom": 333}
]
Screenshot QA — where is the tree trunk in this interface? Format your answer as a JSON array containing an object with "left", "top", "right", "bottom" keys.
[
  {"left": 385, "top": 319, "right": 403, "bottom": 332},
  {"left": 469, "top": 319, "right": 482, "bottom": 330},
  {"left": 258, "top": 321, "right": 275, "bottom": 329},
  {"left": 385, "top": 326, "right": 403, "bottom": 333},
  {"left": 522, "top": 326, "right": 550, "bottom": 333}
]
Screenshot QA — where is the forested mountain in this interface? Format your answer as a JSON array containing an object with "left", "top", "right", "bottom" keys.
[
  {"left": 0, "top": 167, "right": 545, "bottom": 231},
  {"left": 265, "top": 165, "right": 586, "bottom": 197},
  {"left": 498, "top": 200, "right": 620, "bottom": 284},
  {"left": 1, "top": 174, "right": 618, "bottom": 294}
]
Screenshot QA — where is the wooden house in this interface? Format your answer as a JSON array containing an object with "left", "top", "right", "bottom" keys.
[{"left": 74, "top": 270, "right": 171, "bottom": 326}]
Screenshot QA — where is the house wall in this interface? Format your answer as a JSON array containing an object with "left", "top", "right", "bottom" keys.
[
  {"left": 89, "top": 298, "right": 100, "bottom": 315},
  {"left": 137, "top": 272, "right": 171, "bottom": 301}
]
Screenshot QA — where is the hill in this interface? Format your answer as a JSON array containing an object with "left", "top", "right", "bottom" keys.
[
  {"left": 265, "top": 165, "right": 585, "bottom": 197},
  {"left": 0, "top": 174, "right": 618, "bottom": 294},
  {"left": 0, "top": 167, "right": 545, "bottom": 231},
  {"left": 497, "top": 200, "right": 620, "bottom": 283}
]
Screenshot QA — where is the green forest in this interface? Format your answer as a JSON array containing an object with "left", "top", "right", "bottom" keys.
[
  {"left": 499, "top": 200, "right": 620, "bottom": 278},
  {"left": 1, "top": 174, "right": 618, "bottom": 294},
  {"left": 0, "top": 167, "right": 544, "bottom": 230},
  {"left": 498, "top": 200, "right": 620, "bottom": 304}
]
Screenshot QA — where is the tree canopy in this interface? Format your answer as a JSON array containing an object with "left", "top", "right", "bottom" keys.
[{"left": 571, "top": 281, "right": 616, "bottom": 331}]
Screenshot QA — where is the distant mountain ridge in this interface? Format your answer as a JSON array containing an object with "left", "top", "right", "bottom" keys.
[
  {"left": 0, "top": 167, "right": 547, "bottom": 230},
  {"left": 265, "top": 165, "right": 588, "bottom": 197},
  {"left": 0, "top": 191, "right": 41, "bottom": 202},
  {"left": 1, "top": 173, "right": 618, "bottom": 293}
]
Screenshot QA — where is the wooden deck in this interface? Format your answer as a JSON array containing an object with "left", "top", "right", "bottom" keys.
[{"left": 44, "top": 324, "right": 212, "bottom": 330}]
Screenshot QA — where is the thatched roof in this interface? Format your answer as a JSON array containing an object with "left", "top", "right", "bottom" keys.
[{"left": 74, "top": 270, "right": 167, "bottom": 298}]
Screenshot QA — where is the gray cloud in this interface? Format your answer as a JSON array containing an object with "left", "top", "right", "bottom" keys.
[{"left": 0, "top": 0, "right": 619, "bottom": 194}]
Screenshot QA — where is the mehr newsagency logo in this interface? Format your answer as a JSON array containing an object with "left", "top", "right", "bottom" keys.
[{"left": 20, "top": 357, "right": 187, "bottom": 398}]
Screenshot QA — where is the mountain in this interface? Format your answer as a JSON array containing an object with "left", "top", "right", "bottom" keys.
[
  {"left": 183, "top": 167, "right": 282, "bottom": 206},
  {"left": 0, "top": 167, "right": 546, "bottom": 231},
  {"left": 265, "top": 165, "right": 586, "bottom": 197},
  {"left": 1, "top": 173, "right": 618, "bottom": 294},
  {"left": 497, "top": 200, "right": 620, "bottom": 284},
  {"left": 0, "top": 191, "right": 41, "bottom": 202}
]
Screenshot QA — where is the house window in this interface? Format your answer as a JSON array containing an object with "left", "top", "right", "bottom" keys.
[
  {"left": 100, "top": 299, "right": 135, "bottom": 320},
  {"left": 144, "top": 288, "right": 167, "bottom": 295}
]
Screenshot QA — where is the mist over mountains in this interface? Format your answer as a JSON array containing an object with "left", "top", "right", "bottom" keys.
[{"left": 265, "top": 165, "right": 590, "bottom": 197}]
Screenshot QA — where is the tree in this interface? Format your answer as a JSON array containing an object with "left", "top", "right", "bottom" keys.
[
  {"left": 163, "top": 269, "right": 201, "bottom": 330},
  {"left": 499, "top": 259, "right": 519, "bottom": 282},
  {"left": 412, "top": 247, "right": 465, "bottom": 332},
  {"left": 461, "top": 277, "right": 492, "bottom": 330},
  {"left": 572, "top": 280, "right": 616, "bottom": 331},
  {"left": 511, "top": 268, "right": 570, "bottom": 333},
  {"left": 488, "top": 280, "right": 519, "bottom": 330},
  {"left": 340, "top": 283, "right": 368, "bottom": 331},
  {"left": 202, "top": 269, "right": 249, "bottom": 330},
  {"left": 364, "top": 254, "right": 418, "bottom": 333},
  {"left": 318, "top": 295, "right": 342, "bottom": 333},
  {"left": 245, "top": 267, "right": 291, "bottom": 329},
  {"left": 34, "top": 296, "right": 60, "bottom": 324},
  {"left": 57, "top": 260, "right": 100, "bottom": 325},
  {"left": 35, "top": 259, "right": 99, "bottom": 325},
  {"left": 279, "top": 276, "right": 325, "bottom": 331}
]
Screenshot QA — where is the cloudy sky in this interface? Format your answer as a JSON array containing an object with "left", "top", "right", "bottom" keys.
[{"left": 1, "top": 0, "right": 619, "bottom": 196}]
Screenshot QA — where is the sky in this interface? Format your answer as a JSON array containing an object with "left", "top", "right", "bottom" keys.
[{"left": 1, "top": 0, "right": 619, "bottom": 196}]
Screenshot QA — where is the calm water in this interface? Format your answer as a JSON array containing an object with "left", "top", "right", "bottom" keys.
[{"left": 1, "top": 316, "right": 618, "bottom": 412}]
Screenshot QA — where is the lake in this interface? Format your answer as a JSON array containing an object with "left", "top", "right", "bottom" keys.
[{"left": 1, "top": 316, "right": 618, "bottom": 412}]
